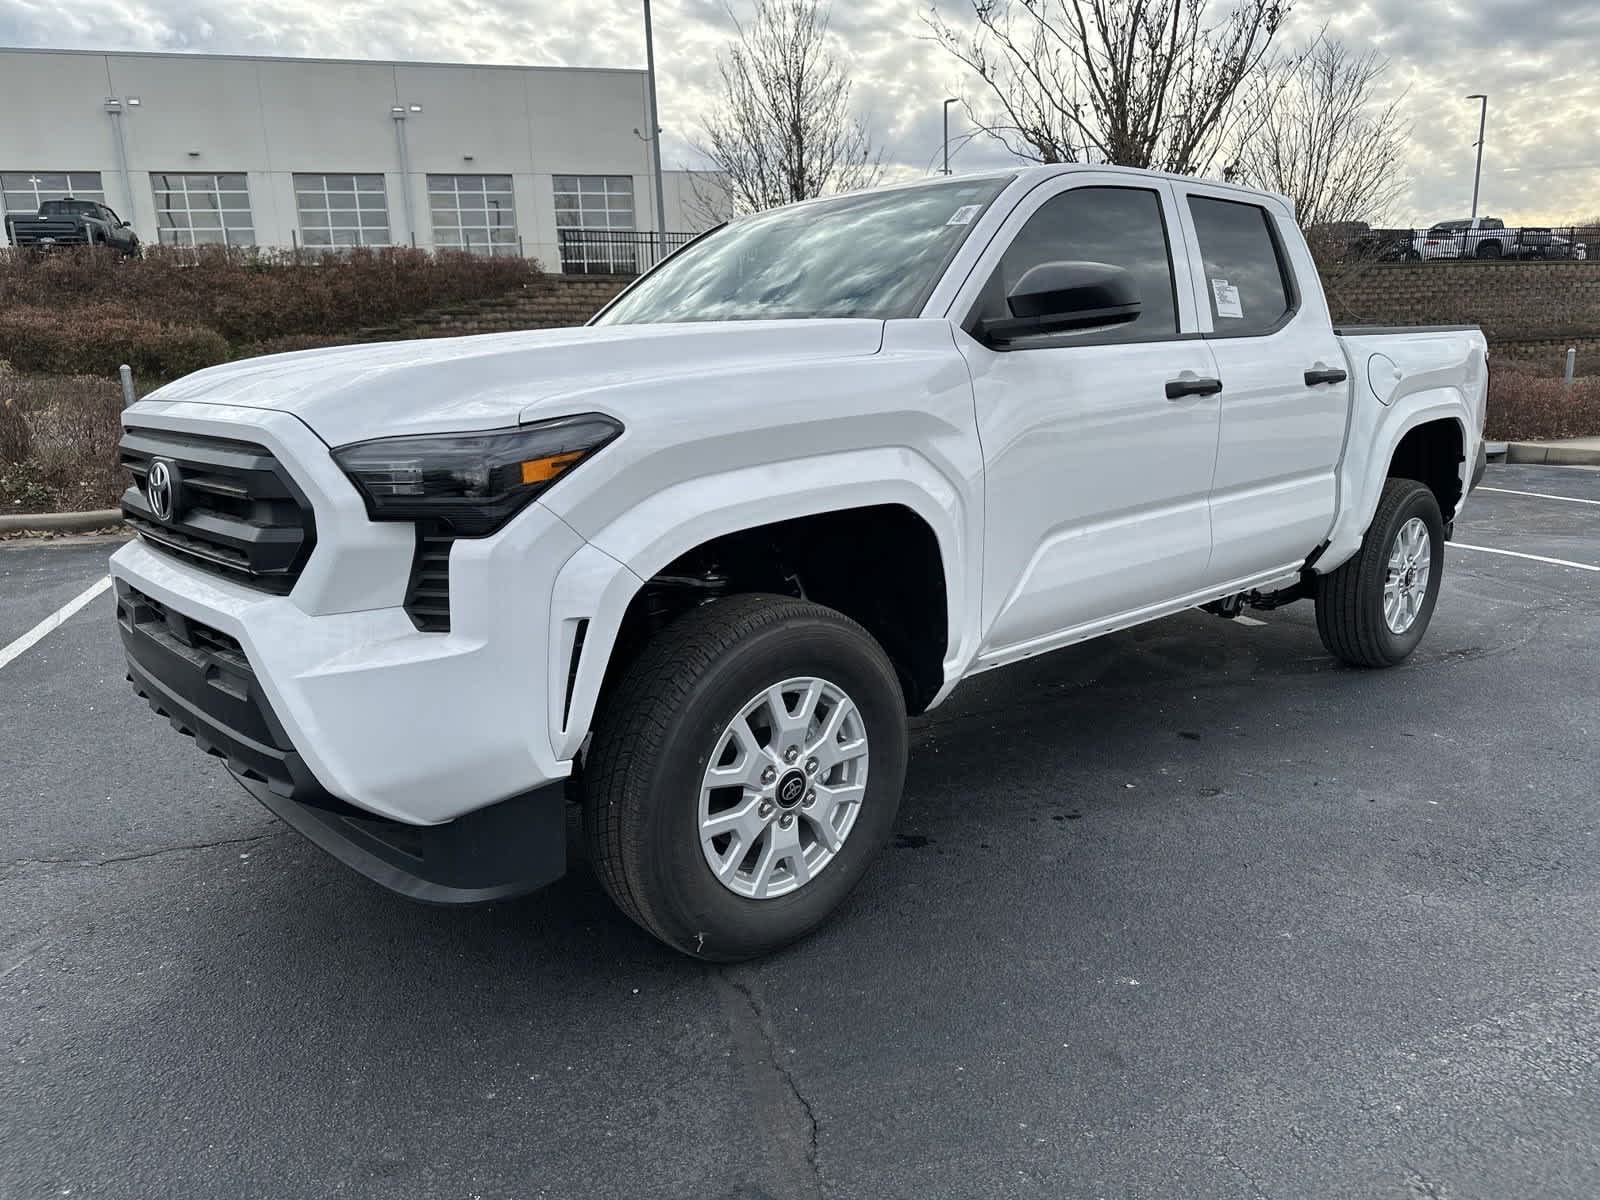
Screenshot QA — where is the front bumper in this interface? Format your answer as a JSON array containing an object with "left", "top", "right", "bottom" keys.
[
  {"left": 116, "top": 578, "right": 566, "bottom": 902},
  {"left": 108, "top": 400, "right": 625, "bottom": 825}
]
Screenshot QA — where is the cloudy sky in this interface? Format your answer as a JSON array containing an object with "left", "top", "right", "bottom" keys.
[{"left": 2, "top": 0, "right": 1596, "bottom": 225}]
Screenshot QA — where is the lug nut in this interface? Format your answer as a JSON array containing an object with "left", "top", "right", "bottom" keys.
[
  {"left": 784, "top": 746, "right": 799, "bottom": 764},
  {"left": 779, "top": 813, "right": 794, "bottom": 828},
  {"left": 802, "top": 790, "right": 816, "bottom": 808},
  {"left": 805, "top": 757, "right": 818, "bottom": 775},
  {"left": 761, "top": 765, "right": 777, "bottom": 785},
  {"left": 758, "top": 801, "right": 774, "bottom": 817}
]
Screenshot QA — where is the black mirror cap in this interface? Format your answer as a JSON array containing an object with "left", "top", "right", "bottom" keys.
[{"left": 982, "top": 260, "right": 1141, "bottom": 344}]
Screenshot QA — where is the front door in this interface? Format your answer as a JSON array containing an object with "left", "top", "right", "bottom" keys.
[{"left": 953, "top": 177, "right": 1222, "bottom": 664}]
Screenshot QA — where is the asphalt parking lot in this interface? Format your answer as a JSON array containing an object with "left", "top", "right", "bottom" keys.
[{"left": 3, "top": 461, "right": 1598, "bottom": 1200}]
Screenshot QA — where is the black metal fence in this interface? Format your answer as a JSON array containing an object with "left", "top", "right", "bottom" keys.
[
  {"left": 557, "top": 228, "right": 697, "bottom": 276},
  {"left": 1312, "top": 224, "right": 1599, "bottom": 264}
]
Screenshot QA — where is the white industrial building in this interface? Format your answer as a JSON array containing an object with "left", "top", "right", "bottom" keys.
[{"left": 0, "top": 47, "right": 722, "bottom": 271}]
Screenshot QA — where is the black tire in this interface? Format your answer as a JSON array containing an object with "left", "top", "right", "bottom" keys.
[
  {"left": 1314, "top": 478, "right": 1444, "bottom": 668},
  {"left": 1476, "top": 240, "right": 1502, "bottom": 259},
  {"left": 583, "top": 594, "right": 908, "bottom": 961}
]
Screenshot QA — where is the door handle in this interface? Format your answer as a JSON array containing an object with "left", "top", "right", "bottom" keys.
[
  {"left": 1166, "top": 377, "right": 1224, "bottom": 400},
  {"left": 1304, "top": 367, "right": 1348, "bottom": 386}
]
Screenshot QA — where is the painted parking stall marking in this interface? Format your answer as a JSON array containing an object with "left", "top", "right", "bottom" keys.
[
  {"left": 1477, "top": 486, "right": 1600, "bottom": 507},
  {"left": 1450, "top": 543, "right": 1600, "bottom": 573},
  {"left": 0, "top": 575, "right": 112, "bottom": 671}
]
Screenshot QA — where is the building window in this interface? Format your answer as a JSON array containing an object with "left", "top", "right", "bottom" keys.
[
  {"left": 553, "top": 174, "right": 636, "bottom": 230},
  {"left": 294, "top": 173, "right": 390, "bottom": 248},
  {"left": 1, "top": 172, "right": 106, "bottom": 215},
  {"left": 553, "top": 174, "right": 639, "bottom": 273},
  {"left": 427, "top": 174, "right": 517, "bottom": 256},
  {"left": 152, "top": 173, "right": 255, "bottom": 246}
]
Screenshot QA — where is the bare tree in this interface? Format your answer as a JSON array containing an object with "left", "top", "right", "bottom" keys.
[
  {"left": 1230, "top": 35, "right": 1409, "bottom": 230},
  {"left": 925, "top": 0, "right": 1290, "bottom": 175},
  {"left": 693, "top": 0, "right": 883, "bottom": 215}
]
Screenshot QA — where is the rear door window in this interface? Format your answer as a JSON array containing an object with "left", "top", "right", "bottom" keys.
[{"left": 1187, "top": 196, "right": 1295, "bottom": 336}]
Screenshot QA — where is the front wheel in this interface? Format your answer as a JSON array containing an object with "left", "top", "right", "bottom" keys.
[
  {"left": 583, "top": 594, "right": 908, "bottom": 961},
  {"left": 1314, "top": 478, "right": 1444, "bottom": 667}
]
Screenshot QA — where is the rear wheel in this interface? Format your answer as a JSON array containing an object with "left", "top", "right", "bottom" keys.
[
  {"left": 1476, "top": 240, "right": 1503, "bottom": 259},
  {"left": 583, "top": 594, "right": 908, "bottom": 961},
  {"left": 1314, "top": 478, "right": 1444, "bottom": 667}
]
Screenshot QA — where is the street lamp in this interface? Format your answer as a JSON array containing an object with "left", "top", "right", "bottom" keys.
[
  {"left": 942, "top": 98, "right": 959, "bottom": 176},
  {"left": 1466, "top": 93, "right": 1488, "bottom": 220},
  {"left": 642, "top": 0, "right": 669, "bottom": 263}
]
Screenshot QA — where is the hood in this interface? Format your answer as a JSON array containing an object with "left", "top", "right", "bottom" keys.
[{"left": 145, "top": 320, "right": 886, "bottom": 446}]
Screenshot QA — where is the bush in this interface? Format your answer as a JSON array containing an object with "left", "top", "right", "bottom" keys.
[
  {"left": 0, "top": 304, "right": 231, "bottom": 378},
  {"left": 0, "top": 245, "right": 541, "bottom": 372},
  {"left": 0, "top": 371, "right": 128, "bottom": 514},
  {"left": 1486, "top": 367, "right": 1600, "bottom": 441}
]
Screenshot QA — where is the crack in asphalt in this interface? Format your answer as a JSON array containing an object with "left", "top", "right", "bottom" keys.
[
  {"left": 714, "top": 968, "right": 825, "bottom": 1200},
  {"left": 1215, "top": 1149, "right": 1273, "bottom": 1199},
  {"left": 4, "top": 831, "right": 286, "bottom": 876}
]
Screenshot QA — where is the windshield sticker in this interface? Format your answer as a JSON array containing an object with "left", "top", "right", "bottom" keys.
[
  {"left": 946, "top": 204, "right": 983, "bottom": 226},
  {"left": 1211, "top": 278, "right": 1244, "bottom": 319}
]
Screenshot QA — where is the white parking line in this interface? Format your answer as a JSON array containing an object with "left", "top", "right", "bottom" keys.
[
  {"left": 1450, "top": 543, "right": 1600, "bottom": 572},
  {"left": 1478, "top": 486, "right": 1600, "bottom": 507},
  {"left": 0, "top": 576, "right": 113, "bottom": 672}
]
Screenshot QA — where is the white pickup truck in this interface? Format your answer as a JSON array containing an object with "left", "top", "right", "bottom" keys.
[{"left": 112, "top": 166, "right": 1488, "bottom": 960}]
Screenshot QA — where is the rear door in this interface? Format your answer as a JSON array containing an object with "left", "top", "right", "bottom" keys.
[
  {"left": 1174, "top": 185, "right": 1349, "bottom": 582},
  {"left": 952, "top": 173, "right": 1222, "bottom": 661}
]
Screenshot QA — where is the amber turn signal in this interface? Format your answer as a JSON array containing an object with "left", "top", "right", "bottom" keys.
[{"left": 520, "top": 451, "right": 585, "bottom": 485}]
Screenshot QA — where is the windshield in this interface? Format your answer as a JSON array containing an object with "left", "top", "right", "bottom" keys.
[{"left": 597, "top": 177, "right": 1011, "bottom": 325}]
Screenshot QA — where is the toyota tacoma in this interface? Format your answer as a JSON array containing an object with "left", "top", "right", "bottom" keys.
[{"left": 112, "top": 166, "right": 1488, "bottom": 959}]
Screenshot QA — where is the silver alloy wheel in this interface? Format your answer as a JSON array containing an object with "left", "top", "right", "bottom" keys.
[
  {"left": 697, "top": 676, "right": 869, "bottom": 900},
  {"left": 1383, "top": 516, "right": 1432, "bottom": 634}
]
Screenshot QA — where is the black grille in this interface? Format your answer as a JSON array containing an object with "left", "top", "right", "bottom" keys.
[
  {"left": 120, "top": 428, "right": 316, "bottom": 594},
  {"left": 404, "top": 523, "right": 454, "bottom": 632},
  {"left": 116, "top": 581, "right": 307, "bottom": 797}
]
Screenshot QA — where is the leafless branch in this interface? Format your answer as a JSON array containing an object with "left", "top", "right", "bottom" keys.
[
  {"left": 1230, "top": 33, "right": 1410, "bottom": 229},
  {"left": 692, "top": 0, "right": 884, "bottom": 214},
  {"left": 924, "top": 0, "right": 1289, "bottom": 174}
]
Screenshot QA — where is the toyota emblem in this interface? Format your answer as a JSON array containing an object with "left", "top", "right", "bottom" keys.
[{"left": 146, "top": 459, "right": 176, "bottom": 522}]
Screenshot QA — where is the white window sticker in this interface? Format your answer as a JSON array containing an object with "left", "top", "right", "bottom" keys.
[
  {"left": 946, "top": 204, "right": 982, "bottom": 226},
  {"left": 1211, "top": 278, "right": 1244, "bottom": 319}
]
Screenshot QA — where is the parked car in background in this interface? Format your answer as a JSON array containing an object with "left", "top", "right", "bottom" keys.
[
  {"left": 1524, "top": 231, "right": 1587, "bottom": 260},
  {"left": 1306, "top": 221, "right": 1410, "bottom": 263},
  {"left": 4, "top": 198, "right": 140, "bottom": 255},
  {"left": 1411, "top": 217, "right": 1538, "bottom": 260}
]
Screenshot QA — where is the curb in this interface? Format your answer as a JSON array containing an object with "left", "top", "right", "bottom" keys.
[
  {"left": 0, "top": 509, "right": 125, "bottom": 535},
  {"left": 1506, "top": 442, "right": 1600, "bottom": 467}
]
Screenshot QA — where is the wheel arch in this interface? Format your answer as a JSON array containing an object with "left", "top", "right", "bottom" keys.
[
  {"left": 1320, "top": 394, "right": 1474, "bottom": 574},
  {"left": 545, "top": 452, "right": 978, "bottom": 761}
]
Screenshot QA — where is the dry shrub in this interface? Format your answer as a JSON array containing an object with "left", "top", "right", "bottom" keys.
[
  {"left": 1486, "top": 367, "right": 1600, "bottom": 441},
  {"left": 0, "top": 305, "right": 231, "bottom": 378},
  {"left": 0, "top": 372, "right": 128, "bottom": 513},
  {"left": 0, "top": 245, "right": 540, "bottom": 371}
]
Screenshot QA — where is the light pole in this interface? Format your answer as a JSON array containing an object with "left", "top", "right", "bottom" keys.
[
  {"left": 642, "top": 0, "right": 670, "bottom": 263},
  {"left": 942, "top": 98, "right": 959, "bottom": 176},
  {"left": 1466, "top": 93, "right": 1488, "bottom": 219}
]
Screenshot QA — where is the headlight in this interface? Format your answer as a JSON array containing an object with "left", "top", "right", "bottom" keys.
[{"left": 332, "top": 413, "right": 622, "bottom": 536}]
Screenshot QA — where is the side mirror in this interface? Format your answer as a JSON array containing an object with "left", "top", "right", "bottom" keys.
[{"left": 980, "top": 261, "right": 1141, "bottom": 345}]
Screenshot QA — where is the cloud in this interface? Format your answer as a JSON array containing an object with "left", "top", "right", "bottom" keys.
[{"left": 2, "top": 0, "right": 1596, "bottom": 223}]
